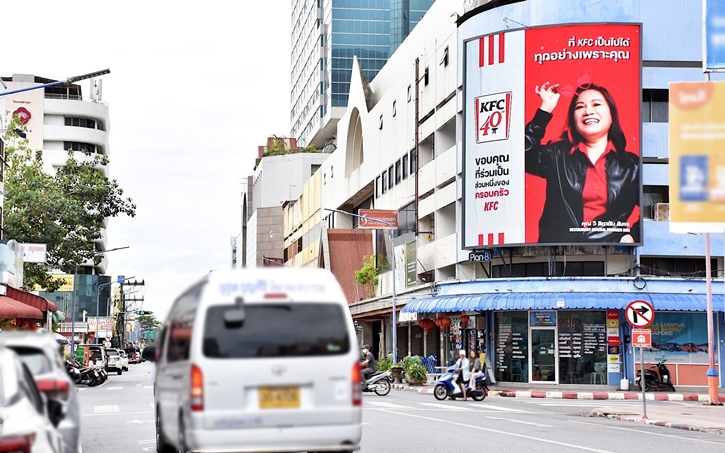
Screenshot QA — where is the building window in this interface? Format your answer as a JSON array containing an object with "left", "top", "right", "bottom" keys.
[
  {"left": 396, "top": 201, "right": 415, "bottom": 237},
  {"left": 440, "top": 46, "right": 449, "bottom": 67},
  {"left": 639, "top": 258, "right": 717, "bottom": 278},
  {"left": 643, "top": 185, "right": 669, "bottom": 219},
  {"left": 379, "top": 114, "right": 384, "bottom": 130},
  {"left": 331, "top": 166, "right": 334, "bottom": 178},
  {"left": 402, "top": 154, "right": 409, "bottom": 180},
  {"left": 65, "top": 116, "right": 99, "bottom": 130},
  {"left": 64, "top": 141, "right": 101, "bottom": 155},
  {"left": 388, "top": 165, "right": 394, "bottom": 189},
  {"left": 642, "top": 89, "right": 668, "bottom": 123},
  {"left": 311, "top": 164, "right": 321, "bottom": 176},
  {"left": 409, "top": 149, "right": 416, "bottom": 174},
  {"left": 407, "top": 84, "right": 412, "bottom": 102},
  {"left": 424, "top": 67, "right": 429, "bottom": 86},
  {"left": 382, "top": 171, "right": 388, "bottom": 194},
  {"left": 324, "top": 173, "right": 327, "bottom": 185},
  {"left": 375, "top": 176, "right": 381, "bottom": 198},
  {"left": 395, "top": 159, "right": 402, "bottom": 185},
  {"left": 392, "top": 100, "right": 397, "bottom": 117}
]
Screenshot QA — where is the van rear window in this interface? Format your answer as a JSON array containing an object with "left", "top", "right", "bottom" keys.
[{"left": 203, "top": 304, "right": 350, "bottom": 358}]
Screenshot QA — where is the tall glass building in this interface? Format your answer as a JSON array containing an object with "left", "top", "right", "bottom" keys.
[{"left": 290, "top": 0, "right": 436, "bottom": 150}]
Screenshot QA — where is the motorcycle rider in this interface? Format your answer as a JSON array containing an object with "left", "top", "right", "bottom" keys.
[
  {"left": 360, "top": 344, "right": 377, "bottom": 389},
  {"left": 468, "top": 350, "right": 483, "bottom": 390},
  {"left": 453, "top": 350, "right": 470, "bottom": 400}
]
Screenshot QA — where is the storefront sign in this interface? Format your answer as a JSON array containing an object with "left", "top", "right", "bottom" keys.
[
  {"left": 607, "top": 318, "right": 619, "bottom": 328},
  {"left": 398, "top": 311, "right": 417, "bottom": 323},
  {"left": 530, "top": 311, "right": 556, "bottom": 326},
  {"left": 357, "top": 209, "right": 398, "bottom": 229},
  {"left": 607, "top": 336, "right": 621, "bottom": 346},
  {"left": 632, "top": 328, "right": 652, "bottom": 348},
  {"left": 468, "top": 249, "right": 492, "bottom": 262},
  {"left": 608, "top": 345, "right": 621, "bottom": 355},
  {"left": 606, "top": 328, "right": 619, "bottom": 337},
  {"left": 607, "top": 363, "right": 621, "bottom": 373}
]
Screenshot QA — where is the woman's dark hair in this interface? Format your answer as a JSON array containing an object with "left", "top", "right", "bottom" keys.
[{"left": 564, "top": 84, "right": 627, "bottom": 152}]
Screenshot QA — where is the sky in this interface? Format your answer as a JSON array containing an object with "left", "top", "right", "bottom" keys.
[{"left": 2, "top": 1, "right": 292, "bottom": 319}]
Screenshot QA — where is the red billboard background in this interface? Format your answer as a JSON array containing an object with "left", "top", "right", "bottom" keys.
[{"left": 523, "top": 24, "right": 641, "bottom": 243}]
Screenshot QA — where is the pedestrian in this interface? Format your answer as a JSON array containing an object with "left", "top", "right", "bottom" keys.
[
  {"left": 453, "top": 350, "right": 470, "bottom": 400},
  {"left": 469, "top": 350, "right": 483, "bottom": 390}
]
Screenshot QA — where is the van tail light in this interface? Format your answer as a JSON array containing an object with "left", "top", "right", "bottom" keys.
[
  {"left": 35, "top": 378, "right": 71, "bottom": 402},
  {"left": 190, "top": 364, "right": 204, "bottom": 411},
  {"left": 0, "top": 433, "right": 34, "bottom": 453},
  {"left": 351, "top": 362, "right": 362, "bottom": 406}
]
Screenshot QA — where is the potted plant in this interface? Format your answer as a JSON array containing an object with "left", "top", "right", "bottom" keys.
[
  {"left": 405, "top": 363, "right": 428, "bottom": 386},
  {"left": 376, "top": 354, "right": 392, "bottom": 372},
  {"left": 390, "top": 361, "right": 405, "bottom": 384}
]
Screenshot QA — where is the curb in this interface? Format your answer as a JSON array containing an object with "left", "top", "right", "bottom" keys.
[
  {"left": 391, "top": 385, "right": 724, "bottom": 403},
  {"left": 590, "top": 410, "right": 725, "bottom": 436}
]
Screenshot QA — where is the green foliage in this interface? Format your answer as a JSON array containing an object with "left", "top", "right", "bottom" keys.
[
  {"left": 376, "top": 354, "right": 393, "bottom": 372},
  {"left": 402, "top": 355, "right": 422, "bottom": 372},
  {"left": 137, "top": 314, "right": 162, "bottom": 331},
  {"left": 354, "top": 254, "right": 390, "bottom": 299},
  {"left": 3, "top": 114, "right": 136, "bottom": 291},
  {"left": 406, "top": 363, "right": 428, "bottom": 382}
]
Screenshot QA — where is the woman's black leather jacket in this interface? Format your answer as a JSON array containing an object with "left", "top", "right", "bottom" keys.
[{"left": 525, "top": 109, "right": 640, "bottom": 243}]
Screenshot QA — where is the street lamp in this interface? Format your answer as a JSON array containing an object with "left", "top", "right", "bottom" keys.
[
  {"left": 70, "top": 246, "right": 129, "bottom": 353},
  {"left": 324, "top": 208, "right": 399, "bottom": 363}
]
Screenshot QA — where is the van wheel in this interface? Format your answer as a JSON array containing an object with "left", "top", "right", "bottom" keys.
[
  {"left": 117, "top": 370, "right": 122, "bottom": 375},
  {"left": 156, "top": 408, "right": 175, "bottom": 453},
  {"left": 177, "top": 415, "right": 188, "bottom": 453}
]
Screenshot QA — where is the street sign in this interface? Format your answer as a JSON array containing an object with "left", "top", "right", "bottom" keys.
[
  {"left": 117, "top": 275, "right": 125, "bottom": 283},
  {"left": 632, "top": 328, "right": 652, "bottom": 348},
  {"left": 625, "top": 300, "right": 655, "bottom": 328}
]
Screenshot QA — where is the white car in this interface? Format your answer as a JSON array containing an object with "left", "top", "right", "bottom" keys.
[
  {"left": 104, "top": 348, "right": 123, "bottom": 375},
  {"left": 0, "top": 330, "right": 82, "bottom": 453},
  {"left": 0, "top": 345, "right": 64, "bottom": 453},
  {"left": 147, "top": 267, "right": 362, "bottom": 453},
  {"left": 118, "top": 350, "right": 129, "bottom": 371}
]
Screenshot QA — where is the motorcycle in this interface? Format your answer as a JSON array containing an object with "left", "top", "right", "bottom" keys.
[
  {"left": 362, "top": 370, "right": 392, "bottom": 396},
  {"left": 635, "top": 358, "right": 675, "bottom": 392},
  {"left": 433, "top": 365, "right": 489, "bottom": 401},
  {"left": 67, "top": 360, "right": 102, "bottom": 386}
]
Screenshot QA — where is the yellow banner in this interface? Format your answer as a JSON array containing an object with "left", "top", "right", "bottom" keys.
[
  {"left": 669, "top": 81, "right": 725, "bottom": 230},
  {"left": 34, "top": 274, "right": 75, "bottom": 292}
]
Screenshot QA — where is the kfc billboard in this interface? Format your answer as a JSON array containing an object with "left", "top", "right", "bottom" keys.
[{"left": 463, "top": 23, "right": 642, "bottom": 248}]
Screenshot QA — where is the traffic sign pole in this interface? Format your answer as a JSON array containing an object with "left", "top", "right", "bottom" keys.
[{"left": 640, "top": 346, "right": 647, "bottom": 418}]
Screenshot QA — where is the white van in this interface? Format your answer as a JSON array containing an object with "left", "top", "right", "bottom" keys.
[{"left": 146, "top": 267, "right": 363, "bottom": 453}]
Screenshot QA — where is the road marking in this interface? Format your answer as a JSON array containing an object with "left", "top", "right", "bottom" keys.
[
  {"left": 83, "top": 411, "right": 153, "bottom": 417},
  {"left": 77, "top": 388, "right": 86, "bottom": 392},
  {"left": 471, "top": 404, "right": 527, "bottom": 413},
  {"left": 375, "top": 409, "right": 615, "bottom": 452},
  {"left": 144, "top": 385, "right": 154, "bottom": 389},
  {"left": 366, "top": 401, "right": 413, "bottom": 409},
  {"left": 569, "top": 420, "right": 725, "bottom": 445},
  {"left": 137, "top": 439, "right": 155, "bottom": 445},
  {"left": 136, "top": 384, "right": 142, "bottom": 387},
  {"left": 486, "top": 416, "right": 552, "bottom": 427},
  {"left": 127, "top": 420, "right": 154, "bottom": 424},
  {"left": 94, "top": 405, "right": 119, "bottom": 414},
  {"left": 418, "top": 402, "right": 475, "bottom": 411},
  {"left": 106, "top": 387, "right": 123, "bottom": 390}
]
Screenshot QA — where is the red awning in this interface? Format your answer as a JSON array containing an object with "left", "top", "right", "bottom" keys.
[
  {"left": 5, "top": 286, "right": 57, "bottom": 312},
  {"left": 0, "top": 296, "right": 44, "bottom": 319}
]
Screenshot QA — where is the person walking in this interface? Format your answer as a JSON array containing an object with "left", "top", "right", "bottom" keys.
[{"left": 469, "top": 350, "right": 483, "bottom": 390}]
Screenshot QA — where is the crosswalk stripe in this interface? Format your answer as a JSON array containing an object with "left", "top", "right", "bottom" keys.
[
  {"left": 77, "top": 388, "right": 86, "bottom": 392},
  {"left": 144, "top": 385, "right": 154, "bottom": 389},
  {"left": 94, "top": 405, "right": 120, "bottom": 414},
  {"left": 106, "top": 387, "right": 123, "bottom": 390},
  {"left": 470, "top": 404, "right": 527, "bottom": 413},
  {"left": 366, "top": 401, "right": 413, "bottom": 409},
  {"left": 486, "top": 416, "right": 552, "bottom": 427}
]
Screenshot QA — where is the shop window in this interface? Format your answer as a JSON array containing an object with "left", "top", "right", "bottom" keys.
[
  {"left": 495, "top": 311, "right": 528, "bottom": 383},
  {"left": 642, "top": 89, "right": 668, "bottom": 123},
  {"left": 382, "top": 170, "right": 387, "bottom": 194},
  {"left": 643, "top": 186, "right": 669, "bottom": 219},
  {"left": 402, "top": 154, "right": 409, "bottom": 179},
  {"left": 388, "top": 165, "right": 394, "bottom": 189},
  {"left": 375, "top": 176, "right": 381, "bottom": 198},
  {"left": 558, "top": 311, "right": 607, "bottom": 385},
  {"left": 639, "top": 257, "right": 716, "bottom": 278},
  {"left": 395, "top": 159, "right": 402, "bottom": 185}
]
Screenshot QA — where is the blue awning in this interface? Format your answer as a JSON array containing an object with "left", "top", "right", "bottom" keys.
[{"left": 401, "top": 293, "right": 725, "bottom": 313}]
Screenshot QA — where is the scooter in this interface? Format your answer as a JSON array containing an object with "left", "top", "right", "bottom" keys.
[
  {"left": 635, "top": 358, "right": 675, "bottom": 392},
  {"left": 362, "top": 370, "right": 392, "bottom": 396},
  {"left": 433, "top": 365, "right": 489, "bottom": 401}
]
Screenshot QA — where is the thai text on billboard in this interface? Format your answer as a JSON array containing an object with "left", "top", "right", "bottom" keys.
[{"left": 463, "top": 23, "right": 642, "bottom": 247}]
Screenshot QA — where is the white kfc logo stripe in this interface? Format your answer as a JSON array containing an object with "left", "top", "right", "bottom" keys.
[{"left": 479, "top": 33, "right": 505, "bottom": 67}]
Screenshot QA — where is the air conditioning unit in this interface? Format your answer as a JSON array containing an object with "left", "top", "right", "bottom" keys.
[{"left": 653, "top": 203, "right": 670, "bottom": 221}]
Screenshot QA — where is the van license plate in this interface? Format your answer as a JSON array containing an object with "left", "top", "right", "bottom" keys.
[{"left": 259, "top": 387, "right": 300, "bottom": 409}]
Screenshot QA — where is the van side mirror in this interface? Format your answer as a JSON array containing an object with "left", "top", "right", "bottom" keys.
[{"left": 142, "top": 346, "right": 157, "bottom": 362}]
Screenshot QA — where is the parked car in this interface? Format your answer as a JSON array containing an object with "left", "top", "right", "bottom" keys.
[
  {"left": 0, "top": 330, "right": 82, "bottom": 453},
  {"left": 145, "top": 267, "right": 362, "bottom": 453},
  {"left": 105, "top": 348, "right": 123, "bottom": 375},
  {"left": 118, "top": 349, "right": 130, "bottom": 371},
  {"left": 124, "top": 347, "right": 141, "bottom": 364},
  {"left": 0, "top": 345, "right": 64, "bottom": 453}
]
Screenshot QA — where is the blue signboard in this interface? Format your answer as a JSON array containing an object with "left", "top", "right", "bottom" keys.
[
  {"left": 705, "top": 0, "right": 725, "bottom": 71},
  {"left": 117, "top": 275, "right": 125, "bottom": 283}
]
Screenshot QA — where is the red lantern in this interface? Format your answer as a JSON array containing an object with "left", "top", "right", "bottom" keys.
[
  {"left": 418, "top": 318, "right": 434, "bottom": 334},
  {"left": 439, "top": 316, "right": 451, "bottom": 329},
  {"left": 460, "top": 314, "right": 470, "bottom": 329}
]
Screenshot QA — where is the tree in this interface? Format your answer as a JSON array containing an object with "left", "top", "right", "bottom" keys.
[
  {"left": 2, "top": 114, "right": 136, "bottom": 291},
  {"left": 137, "top": 313, "right": 162, "bottom": 331}
]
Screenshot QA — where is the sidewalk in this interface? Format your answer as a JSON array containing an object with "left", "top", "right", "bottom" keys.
[{"left": 391, "top": 382, "right": 725, "bottom": 435}]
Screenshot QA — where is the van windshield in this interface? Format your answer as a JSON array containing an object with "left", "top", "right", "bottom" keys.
[{"left": 203, "top": 303, "right": 350, "bottom": 358}]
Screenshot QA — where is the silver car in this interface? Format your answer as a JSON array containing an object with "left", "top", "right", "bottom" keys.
[{"left": 0, "top": 330, "right": 82, "bottom": 453}]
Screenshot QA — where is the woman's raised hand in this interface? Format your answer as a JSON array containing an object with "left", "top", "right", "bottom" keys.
[{"left": 535, "top": 82, "right": 560, "bottom": 113}]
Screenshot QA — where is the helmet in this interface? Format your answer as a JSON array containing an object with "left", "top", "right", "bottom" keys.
[{"left": 362, "top": 344, "right": 371, "bottom": 351}]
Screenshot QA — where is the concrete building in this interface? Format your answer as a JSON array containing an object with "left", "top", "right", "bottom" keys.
[
  {"left": 290, "top": 0, "right": 437, "bottom": 149},
  {"left": 1, "top": 74, "right": 114, "bottom": 324},
  {"left": 305, "top": 0, "right": 725, "bottom": 389}
]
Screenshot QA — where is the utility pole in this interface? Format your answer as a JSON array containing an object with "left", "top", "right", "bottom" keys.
[{"left": 118, "top": 279, "right": 145, "bottom": 347}]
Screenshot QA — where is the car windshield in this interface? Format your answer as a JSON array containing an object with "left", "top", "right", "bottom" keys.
[
  {"left": 203, "top": 303, "right": 350, "bottom": 359},
  {"left": 107, "top": 350, "right": 119, "bottom": 356},
  {"left": 9, "top": 347, "right": 52, "bottom": 376}
]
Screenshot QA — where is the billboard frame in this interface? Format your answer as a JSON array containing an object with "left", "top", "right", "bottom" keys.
[{"left": 461, "top": 21, "right": 644, "bottom": 250}]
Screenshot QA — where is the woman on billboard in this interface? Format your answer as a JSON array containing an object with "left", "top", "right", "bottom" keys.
[{"left": 525, "top": 82, "right": 640, "bottom": 244}]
